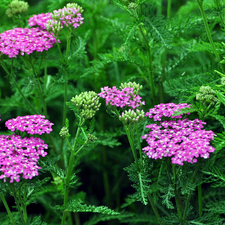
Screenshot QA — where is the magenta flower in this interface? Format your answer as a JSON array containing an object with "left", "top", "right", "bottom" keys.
[
  {"left": 0, "top": 134, "right": 48, "bottom": 183},
  {"left": 51, "top": 6, "right": 84, "bottom": 29},
  {"left": 5, "top": 115, "right": 54, "bottom": 135},
  {"left": 142, "top": 118, "right": 215, "bottom": 166},
  {"left": 28, "top": 6, "right": 84, "bottom": 31},
  {"left": 0, "top": 27, "right": 57, "bottom": 58},
  {"left": 145, "top": 103, "right": 191, "bottom": 121},
  {"left": 28, "top": 12, "right": 53, "bottom": 30},
  {"left": 98, "top": 86, "right": 145, "bottom": 109}
]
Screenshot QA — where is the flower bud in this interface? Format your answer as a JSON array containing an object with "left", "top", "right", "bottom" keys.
[
  {"left": 196, "top": 86, "right": 218, "bottom": 104},
  {"left": 119, "top": 109, "right": 145, "bottom": 124},
  {"left": 59, "top": 127, "right": 70, "bottom": 138},
  {"left": 119, "top": 82, "right": 143, "bottom": 95},
  {"left": 6, "top": 0, "right": 28, "bottom": 18},
  {"left": 71, "top": 91, "right": 101, "bottom": 120}
]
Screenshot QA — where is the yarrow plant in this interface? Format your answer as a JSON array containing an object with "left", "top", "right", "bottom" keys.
[
  {"left": 98, "top": 85, "right": 145, "bottom": 109},
  {"left": 2, "top": 0, "right": 225, "bottom": 225},
  {"left": 0, "top": 134, "right": 48, "bottom": 183},
  {"left": 5, "top": 115, "right": 54, "bottom": 135},
  {"left": 0, "top": 27, "right": 57, "bottom": 58},
  {"left": 142, "top": 118, "right": 215, "bottom": 165},
  {"left": 28, "top": 3, "right": 84, "bottom": 33},
  {"left": 145, "top": 103, "right": 192, "bottom": 121}
]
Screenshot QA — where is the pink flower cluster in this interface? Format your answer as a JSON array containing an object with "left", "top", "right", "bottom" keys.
[
  {"left": 0, "top": 134, "right": 48, "bottom": 183},
  {"left": 52, "top": 7, "right": 84, "bottom": 29},
  {"left": 5, "top": 115, "right": 54, "bottom": 135},
  {"left": 145, "top": 103, "right": 191, "bottom": 121},
  {"left": 0, "top": 27, "right": 57, "bottom": 58},
  {"left": 28, "top": 12, "right": 52, "bottom": 30},
  {"left": 28, "top": 7, "right": 84, "bottom": 30},
  {"left": 98, "top": 86, "right": 145, "bottom": 109},
  {"left": 142, "top": 118, "right": 215, "bottom": 166}
]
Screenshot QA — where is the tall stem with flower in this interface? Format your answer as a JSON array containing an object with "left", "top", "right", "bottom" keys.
[{"left": 59, "top": 91, "right": 100, "bottom": 225}]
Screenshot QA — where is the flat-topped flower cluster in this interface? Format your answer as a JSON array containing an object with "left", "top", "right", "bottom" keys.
[
  {"left": 0, "top": 3, "right": 84, "bottom": 58},
  {"left": 0, "top": 27, "right": 57, "bottom": 58},
  {"left": 98, "top": 86, "right": 145, "bottom": 109},
  {"left": 0, "top": 115, "right": 53, "bottom": 183},
  {"left": 142, "top": 103, "right": 215, "bottom": 165}
]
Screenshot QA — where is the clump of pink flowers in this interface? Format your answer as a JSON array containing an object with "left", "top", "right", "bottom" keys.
[
  {"left": 0, "top": 114, "right": 53, "bottom": 183},
  {"left": 5, "top": 114, "right": 54, "bottom": 135},
  {"left": 0, "top": 27, "right": 57, "bottom": 58},
  {"left": 142, "top": 103, "right": 215, "bottom": 165},
  {"left": 98, "top": 86, "right": 145, "bottom": 109},
  {"left": 145, "top": 103, "right": 191, "bottom": 121},
  {"left": 28, "top": 4, "right": 84, "bottom": 31},
  {"left": 28, "top": 12, "right": 53, "bottom": 30},
  {"left": 0, "top": 134, "right": 48, "bottom": 183}
]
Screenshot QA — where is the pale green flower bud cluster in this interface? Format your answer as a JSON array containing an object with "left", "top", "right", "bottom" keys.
[
  {"left": 128, "top": 2, "right": 138, "bottom": 9},
  {"left": 221, "top": 77, "right": 225, "bottom": 85},
  {"left": 66, "top": 3, "right": 84, "bottom": 13},
  {"left": 46, "top": 20, "right": 62, "bottom": 35},
  {"left": 196, "top": 86, "right": 218, "bottom": 104},
  {"left": 119, "top": 82, "right": 143, "bottom": 95},
  {"left": 87, "top": 134, "right": 97, "bottom": 142},
  {"left": 59, "top": 127, "right": 70, "bottom": 138},
  {"left": 6, "top": 0, "right": 28, "bottom": 18},
  {"left": 71, "top": 91, "right": 101, "bottom": 120},
  {"left": 119, "top": 109, "right": 145, "bottom": 124}
]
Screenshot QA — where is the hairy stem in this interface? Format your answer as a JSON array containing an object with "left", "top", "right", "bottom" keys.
[
  {"left": 0, "top": 61, "right": 38, "bottom": 114},
  {"left": 61, "top": 118, "right": 84, "bottom": 225},
  {"left": 172, "top": 164, "right": 183, "bottom": 221},
  {"left": 196, "top": 0, "right": 225, "bottom": 73},
  {"left": 182, "top": 162, "right": 200, "bottom": 222},
  {"left": 0, "top": 193, "right": 16, "bottom": 225},
  {"left": 147, "top": 193, "right": 163, "bottom": 225}
]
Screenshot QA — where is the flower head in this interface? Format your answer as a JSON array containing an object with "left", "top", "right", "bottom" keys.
[
  {"left": 196, "top": 86, "right": 218, "bottom": 105},
  {"left": 145, "top": 103, "right": 191, "bottom": 121},
  {"left": 71, "top": 91, "right": 101, "bottom": 120},
  {"left": 6, "top": 0, "right": 29, "bottom": 18},
  {"left": 5, "top": 115, "right": 54, "bottom": 135},
  {"left": 0, "top": 134, "right": 48, "bottom": 183},
  {"left": 28, "top": 12, "right": 53, "bottom": 30},
  {"left": 28, "top": 3, "right": 84, "bottom": 33},
  {"left": 98, "top": 85, "right": 145, "bottom": 109},
  {"left": 0, "top": 27, "right": 57, "bottom": 58},
  {"left": 142, "top": 118, "right": 215, "bottom": 166},
  {"left": 119, "top": 109, "right": 145, "bottom": 124}
]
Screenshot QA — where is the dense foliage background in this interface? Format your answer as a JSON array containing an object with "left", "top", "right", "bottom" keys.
[{"left": 1, "top": 0, "right": 225, "bottom": 224}]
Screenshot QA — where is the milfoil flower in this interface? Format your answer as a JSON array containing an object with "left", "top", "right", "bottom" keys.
[
  {"left": 0, "top": 27, "right": 57, "bottom": 58},
  {"left": 0, "top": 134, "right": 48, "bottom": 183},
  {"left": 5, "top": 115, "right": 54, "bottom": 135},
  {"left": 142, "top": 118, "right": 215, "bottom": 166},
  {"left": 28, "top": 3, "right": 84, "bottom": 32},
  {"left": 145, "top": 103, "right": 191, "bottom": 121},
  {"left": 98, "top": 86, "right": 145, "bottom": 109}
]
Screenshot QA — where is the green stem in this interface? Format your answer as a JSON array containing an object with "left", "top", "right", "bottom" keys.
[
  {"left": 172, "top": 164, "right": 183, "bottom": 221},
  {"left": 147, "top": 193, "right": 163, "bottom": 225},
  {"left": 61, "top": 118, "right": 84, "bottom": 225},
  {"left": 0, "top": 61, "right": 38, "bottom": 114},
  {"left": 135, "top": 125, "right": 143, "bottom": 168},
  {"left": 196, "top": 0, "right": 225, "bottom": 73},
  {"left": 138, "top": 24, "right": 157, "bottom": 104},
  {"left": 198, "top": 183, "right": 203, "bottom": 216},
  {"left": 182, "top": 162, "right": 201, "bottom": 221},
  {"left": 18, "top": 183, "right": 28, "bottom": 225},
  {"left": 156, "top": 0, "right": 162, "bottom": 15},
  {"left": 167, "top": 0, "right": 172, "bottom": 21},
  {"left": 0, "top": 193, "right": 16, "bottom": 225},
  {"left": 9, "top": 183, "right": 26, "bottom": 225},
  {"left": 124, "top": 125, "right": 140, "bottom": 171}
]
